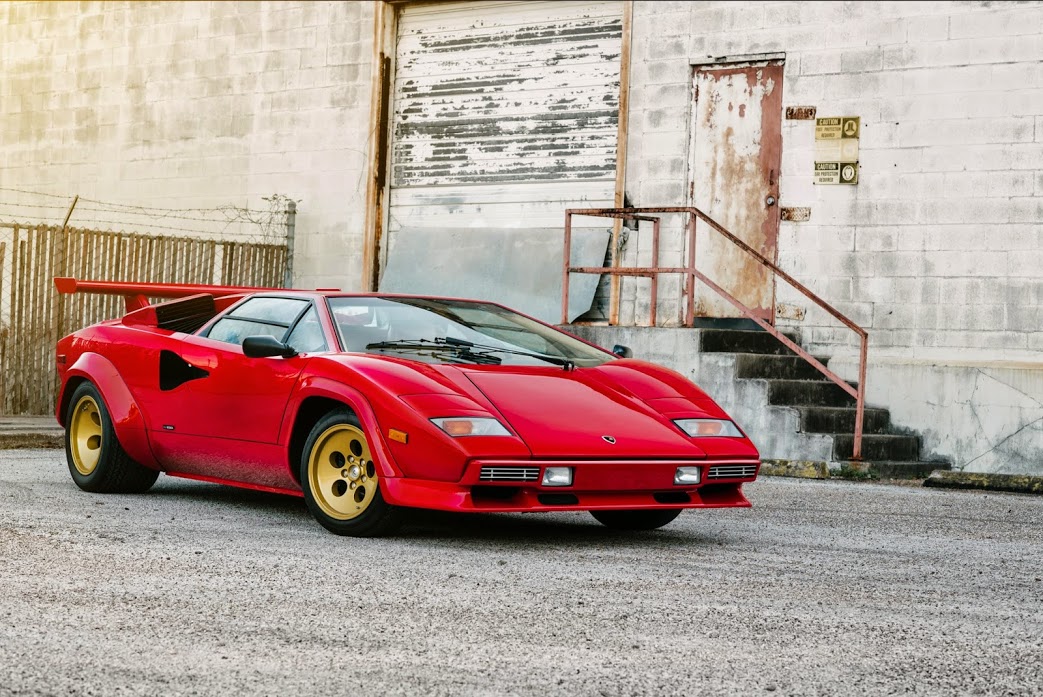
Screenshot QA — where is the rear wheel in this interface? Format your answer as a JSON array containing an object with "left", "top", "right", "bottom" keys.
[
  {"left": 65, "top": 381, "right": 159, "bottom": 494},
  {"left": 590, "top": 509, "right": 682, "bottom": 531},
  {"left": 300, "top": 409, "right": 404, "bottom": 537}
]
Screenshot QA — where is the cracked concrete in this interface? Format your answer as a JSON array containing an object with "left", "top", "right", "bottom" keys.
[{"left": 829, "top": 357, "right": 1043, "bottom": 475}]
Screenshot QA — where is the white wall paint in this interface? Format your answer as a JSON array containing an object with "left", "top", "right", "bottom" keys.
[
  {"left": 628, "top": 0, "right": 1043, "bottom": 363},
  {"left": 622, "top": 1, "right": 1043, "bottom": 471},
  {"left": 0, "top": 0, "right": 376, "bottom": 291}
]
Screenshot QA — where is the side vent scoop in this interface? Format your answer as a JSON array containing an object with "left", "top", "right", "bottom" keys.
[{"left": 160, "top": 350, "right": 209, "bottom": 391}]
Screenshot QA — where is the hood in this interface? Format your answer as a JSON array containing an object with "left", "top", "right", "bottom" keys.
[{"left": 464, "top": 368, "right": 707, "bottom": 459}]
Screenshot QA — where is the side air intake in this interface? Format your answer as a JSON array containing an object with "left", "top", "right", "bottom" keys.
[{"left": 154, "top": 294, "right": 217, "bottom": 333}]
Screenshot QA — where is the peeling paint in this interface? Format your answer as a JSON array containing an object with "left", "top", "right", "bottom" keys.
[{"left": 390, "top": 2, "right": 622, "bottom": 188}]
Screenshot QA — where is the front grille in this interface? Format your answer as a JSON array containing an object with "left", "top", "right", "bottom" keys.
[
  {"left": 707, "top": 465, "right": 758, "bottom": 480},
  {"left": 479, "top": 466, "right": 540, "bottom": 482}
]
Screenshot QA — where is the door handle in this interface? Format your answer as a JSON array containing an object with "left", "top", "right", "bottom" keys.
[{"left": 765, "top": 195, "right": 777, "bottom": 207}]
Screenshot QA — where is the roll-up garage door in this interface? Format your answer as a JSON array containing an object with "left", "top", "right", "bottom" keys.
[{"left": 379, "top": 0, "right": 623, "bottom": 322}]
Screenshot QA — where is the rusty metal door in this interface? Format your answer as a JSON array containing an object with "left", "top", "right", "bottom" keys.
[{"left": 687, "top": 60, "right": 783, "bottom": 323}]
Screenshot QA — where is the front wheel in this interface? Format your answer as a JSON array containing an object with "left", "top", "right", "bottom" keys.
[
  {"left": 65, "top": 381, "right": 159, "bottom": 494},
  {"left": 590, "top": 509, "right": 682, "bottom": 531},
  {"left": 300, "top": 409, "right": 404, "bottom": 537}
]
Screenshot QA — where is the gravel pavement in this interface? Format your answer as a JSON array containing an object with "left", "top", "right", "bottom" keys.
[{"left": 2, "top": 449, "right": 1042, "bottom": 696}]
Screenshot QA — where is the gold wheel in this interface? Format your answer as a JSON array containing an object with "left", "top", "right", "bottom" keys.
[
  {"left": 307, "top": 423, "right": 378, "bottom": 521},
  {"left": 69, "top": 394, "right": 103, "bottom": 476}
]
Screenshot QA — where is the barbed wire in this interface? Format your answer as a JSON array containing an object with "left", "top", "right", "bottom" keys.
[
  {"left": 0, "top": 214, "right": 277, "bottom": 238},
  {"left": 0, "top": 186, "right": 284, "bottom": 216},
  {"left": 0, "top": 199, "right": 282, "bottom": 225},
  {"left": 0, "top": 187, "right": 297, "bottom": 241}
]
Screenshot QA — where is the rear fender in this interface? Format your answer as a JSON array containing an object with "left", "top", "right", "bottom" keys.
[
  {"left": 281, "top": 376, "right": 404, "bottom": 481},
  {"left": 58, "top": 352, "right": 159, "bottom": 469}
]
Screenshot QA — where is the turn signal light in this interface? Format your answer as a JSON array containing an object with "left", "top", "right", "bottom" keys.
[
  {"left": 430, "top": 417, "right": 511, "bottom": 437},
  {"left": 441, "top": 420, "right": 474, "bottom": 436},
  {"left": 673, "top": 418, "right": 743, "bottom": 438}
]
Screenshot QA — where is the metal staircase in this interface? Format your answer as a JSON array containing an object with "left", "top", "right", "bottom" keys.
[{"left": 561, "top": 206, "right": 949, "bottom": 477}]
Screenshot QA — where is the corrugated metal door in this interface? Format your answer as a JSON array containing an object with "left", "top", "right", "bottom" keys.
[
  {"left": 380, "top": 0, "right": 623, "bottom": 321},
  {"left": 688, "top": 61, "right": 783, "bottom": 322}
]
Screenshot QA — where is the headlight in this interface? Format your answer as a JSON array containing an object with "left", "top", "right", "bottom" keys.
[
  {"left": 674, "top": 466, "right": 702, "bottom": 485},
  {"left": 673, "top": 418, "right": 743, "bottom": 438},
  {"left": 430, "top": 417, "right": 511, "bottom": 437},
  {"left": 541, "top": 467, "right": 573, "bottom": 486}
]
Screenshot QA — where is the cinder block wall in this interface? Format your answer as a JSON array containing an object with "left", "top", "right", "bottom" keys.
[
  {"left": 0, "top": 1, "right": 376, "bottom": 291},
  {"left": 627, "top": 0, "right": 1043, "bottom": 363},
  {"left": 624, "top": 1, "right": 1043, "bottom": 472}
]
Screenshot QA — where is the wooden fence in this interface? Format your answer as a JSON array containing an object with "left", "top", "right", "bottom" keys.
[{"left": 0, "top": 223, "right": 288, "bottom": 415}]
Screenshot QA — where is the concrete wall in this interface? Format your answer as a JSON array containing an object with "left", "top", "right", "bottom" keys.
[
  {"left": 625, "top": 0, "right": 1043, "bottom": 362},
  {"left": 0, "top": 0, "right": 376, "bottom": 290},
  {"left": 621, "top": 1, "right": 1043, "bottom": 473},
  {"left": 828, "top": 355, "right": 1043, "bottom": 475}
]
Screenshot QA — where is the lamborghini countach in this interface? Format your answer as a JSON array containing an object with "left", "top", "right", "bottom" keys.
[{"left": 54, "top": 277, "right": 760, "bottom": 536}]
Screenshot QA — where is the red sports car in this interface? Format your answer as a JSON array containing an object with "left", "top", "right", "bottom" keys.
[{"left": 54, "top": 277, "right": 760, "bottom": 536}]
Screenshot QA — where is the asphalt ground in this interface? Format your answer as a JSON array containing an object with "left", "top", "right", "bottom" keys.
[{"left": 2, "top": 449, "right": 1042, "bottom": 696}]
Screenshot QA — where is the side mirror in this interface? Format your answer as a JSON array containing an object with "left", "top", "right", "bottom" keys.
[
  {"left": 243, "top": 335, "right": 298, "bottom": 359},
  {"left": 612, "top": 344, "right": 633, "bottom": 359}
]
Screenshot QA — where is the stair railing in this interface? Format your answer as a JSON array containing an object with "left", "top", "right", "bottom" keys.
[{"left": 562, "top": 206, "right": 869, "bottom": 461}]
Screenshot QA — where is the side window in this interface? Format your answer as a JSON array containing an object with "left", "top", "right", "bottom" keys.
[
  {"left": 207, "top": 319, "right": 286, "bottom": 346},
  {"left": 204, "top": 296, "right": 309, "bottom": 347},
  {"left": 285, "top": 306, "right": 328, "bottom": 354},
  {"left": 230, "top": 297, "right": 309, "bottom": 323}
]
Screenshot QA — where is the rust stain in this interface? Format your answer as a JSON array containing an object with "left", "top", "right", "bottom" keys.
[
  {"left": 785, "top": 105, "right": 817, "bottom": 120},
  {"left": 691, "top": 62, "right": 784, "bottom": 321},
  {"left": 780, "top": 207, "right": 811, "bottom": 222}
]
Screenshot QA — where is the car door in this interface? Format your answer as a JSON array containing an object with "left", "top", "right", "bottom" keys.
[
  {"left": 177, "top": 296, "right": 325, "bottom": 440},
  {"left": 151, "top": 297, "right": 330, "bottom": 488}
]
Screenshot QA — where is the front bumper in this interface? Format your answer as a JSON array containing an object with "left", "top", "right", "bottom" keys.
[{"left": 380, "top": 458, "right": 760, "bottom": 513}]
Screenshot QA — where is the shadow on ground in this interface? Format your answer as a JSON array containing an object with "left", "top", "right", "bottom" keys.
[{"left": 146, "top": 477, "right": 726, "bottom": 548}]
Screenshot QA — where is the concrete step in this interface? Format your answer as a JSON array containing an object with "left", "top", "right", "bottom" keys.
[
  {"left": 765, "top": 459, "right": 950, "bottom": 480},
  {"left": 833, "top": 433, "right": 921, "bottom": 461},
  {"left": 798, "top": 406, "right": 892, "bottom": 435},
  {"left": 867, "top": 461, "right": 949, "bottom": 479},
  {"left": 767, "top": 379, "right": 858, "bottom": 407},
  {"left": 699, "top": 329, "right": 798, "bottom": 356},
  {"left": 0, "top": 417, "right": 64, "bottom": 449},
  {"left": 735, "top": 353, "right": 834, "bottom": 381}
]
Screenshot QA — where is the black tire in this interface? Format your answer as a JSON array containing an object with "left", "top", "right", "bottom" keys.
[
  {"left": 64, "top": 381, "right": 159, "bottom": 494},
  {"left": 300, "top": 409, "right": 404, "bottom": 537},
  {"left": 590, "top": 509, "right": 682, "bottom": 531}
]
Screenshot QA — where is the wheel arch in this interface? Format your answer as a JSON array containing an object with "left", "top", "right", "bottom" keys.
[
  {"left": 58, "top": 353, "right": 159, "bottom": 469},
  {"left": 283, "top": 377, "right": 403, "bottom": 485},
  {"left": 57, "top": 374, "right": 88, "bottom": 427},
  {"left": 287, "top": 396, "right": 350, "bottom": 486}
]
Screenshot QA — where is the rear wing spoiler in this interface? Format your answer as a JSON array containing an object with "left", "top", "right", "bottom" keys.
[
  {"left": 54, "top": 277, "right": 283, "bottom": 312},
  {"left": 54, "top": 277, "right": 287, "bottom": 333}
]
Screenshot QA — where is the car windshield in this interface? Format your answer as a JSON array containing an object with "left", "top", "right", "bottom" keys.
[{"left": 327, "top": 297, "right": 612, "bottom": 368}]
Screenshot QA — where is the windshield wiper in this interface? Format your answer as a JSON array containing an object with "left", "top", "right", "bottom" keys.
[
  {"left": 366, "top": 339, "right": 439, "bottom": 351},
  {"left": 364, "top": 339, "right": 502, "bottom": 365},
  {"left": 437, "top": 337, "right": 575, "bottom": 371}
]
